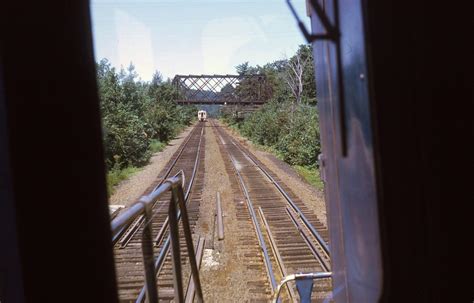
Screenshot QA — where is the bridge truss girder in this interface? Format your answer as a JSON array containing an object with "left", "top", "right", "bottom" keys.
[{"left": 172, "top": 74, "right": 270, "bottom": 105}]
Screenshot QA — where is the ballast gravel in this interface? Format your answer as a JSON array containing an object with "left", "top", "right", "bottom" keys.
[{"left": 220, "top": 122, "right": 328, "bottom": 226}]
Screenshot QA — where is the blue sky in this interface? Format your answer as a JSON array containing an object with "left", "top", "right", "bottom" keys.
[{"left": 90, "top": 0, "right": 311, "bottom": 81}]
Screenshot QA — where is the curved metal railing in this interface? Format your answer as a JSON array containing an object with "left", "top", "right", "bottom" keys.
[
  {"left": 112, "top": 124, "right": 202, "bottom": 246},
  {"left": 110, "top": 174, "right": 203, "bottom": 303}
]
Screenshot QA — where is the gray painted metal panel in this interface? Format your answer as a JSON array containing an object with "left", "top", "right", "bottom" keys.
[{"left": 310, "top": 0, "right": 382, "bottom": 302}]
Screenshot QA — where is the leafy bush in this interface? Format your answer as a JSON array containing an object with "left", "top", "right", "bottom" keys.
[
  {"left": 96, "top": 59, "right": 195, "bottom": 172},
  {"left": 221, "top": 44, "right": 320, "bottom": 169},
  {"left": 229, "top": 101, "right": 320, "bottom": 168},
  {"left": 102, "top": 103, "right": 151, "bottom": 168},
  {"left": 275, "top": 105, "right": 320, "bottom": 167}
]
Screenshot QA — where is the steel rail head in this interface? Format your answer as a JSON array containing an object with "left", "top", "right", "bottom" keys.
[
  {"left": 136, "top": 125, "right": 206, "bottom": 303},
  {"left": 184, "top": 237, "right": 205, "bottom": 303},
  {"left": 226, "top": 132, "right": 330, "bottom": 256},
  {"left": 185, "top": 125, "right": 204, "bottom": 200},
  {"left": 215, "top": 124, "right": 278, "bottom": 292},
  {"left": 258, "top": 207, "right": 296, "bottom": 303},
  {"left": 113, "top": 125, "right": 201, "bottom": 247},
  {"left": 136, "top": 236, "right": 172, "bottom": 303},
  {"left": 152, "top": 124, "right": 201, "bottom": 193},
  {"left": 136, "top": 175, "right": 204, "bottom": 303},
  {"left": 286, "top": 208, "right": 330, "bottom": 272},
  {"left": 213, "top": 119, "right": 331, "bottom": 300},
  {"left": 110, "top": 177, "right": 180, "bottom": 303}
]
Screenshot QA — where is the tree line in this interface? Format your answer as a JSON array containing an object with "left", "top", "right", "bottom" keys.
[
  {"left": 96, "top": 44, "right": 319, "bottom": 192},
  {"left": 96, "top": 59, "right": 195, "bottom": 192},
  {"left": 221, "top": 45, "right": 321, "bottom": 185}
]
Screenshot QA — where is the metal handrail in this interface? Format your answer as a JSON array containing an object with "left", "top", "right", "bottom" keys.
[
  {"left": 110, "top": 178, "right": 176, "bottom": 237},
  {"left": 272, "top": 272, "right": 332, "bottom": 303},
  {"left": 113, "top": 124, "right": 201, "bottom": 246},
  {"left": 136, "top": 126, "right": 204, "bottom": 302},
  {"left": 110, "top": 175, "right": 204, "bottom": 303}
]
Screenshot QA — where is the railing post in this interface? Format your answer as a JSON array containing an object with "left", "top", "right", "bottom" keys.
[
  {"left": 169, "top": 189, "right": 185, "bottom": 303},
  {"left": 114, "top": 175, "right": 205, "bottom": 303},
  {"left": 141, "top": 199, "right": 159, "bottom": 303},
  {"left": 173, "top": 184, "right": 204, "bottom": 303}
]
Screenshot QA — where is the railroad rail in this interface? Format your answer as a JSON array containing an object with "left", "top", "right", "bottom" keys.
[
  {"left": 210, "top": 120, "right": 332, "bottom": 302},
  {"left": 112, "top": 124, "right": 203, "bottom": 245},
  {"left": 112, "top": 122, "right": 206, "bottom": 302}
]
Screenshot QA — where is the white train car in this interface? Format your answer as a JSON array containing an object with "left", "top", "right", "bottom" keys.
[{"left": 197, "top": 110, "right": 207, "bottom": 122}]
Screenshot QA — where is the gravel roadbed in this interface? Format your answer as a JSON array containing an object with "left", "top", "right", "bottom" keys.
[
  {"left": 220, "top": 121, "right": 328, "bottom": 226},
  {"left": 195, "top": 124, "right": 261, "bottom": 302}
]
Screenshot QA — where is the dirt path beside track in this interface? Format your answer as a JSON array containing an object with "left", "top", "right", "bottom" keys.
[{"left": 108, "top": 125, "right": 195, "bottom": 207}]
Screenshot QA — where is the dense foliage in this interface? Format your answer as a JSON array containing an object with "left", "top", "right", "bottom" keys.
[
  {"left": 223, "top": 101, "right": 320, "bottom": 168},
  {"left": 221, "top": 45, "right": 321, "bottom": 170},
  {"left": 96, "top": 59, "right": 195, "bottom": 171}
]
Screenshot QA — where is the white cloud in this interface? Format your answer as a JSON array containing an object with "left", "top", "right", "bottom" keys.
[
  {"left": 201, "top": 17, "right": 266, "bottom": 75},
  {"left": 114, "top": 9, "right": 155, "bottom": 80}
]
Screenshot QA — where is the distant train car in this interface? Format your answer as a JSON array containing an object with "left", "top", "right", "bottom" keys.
[{"left": 197, "top": 110, "right": 207, "bottom": 122}]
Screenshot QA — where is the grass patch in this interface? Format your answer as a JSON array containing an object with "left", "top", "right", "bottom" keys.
[
  {"left": 106, "top": 166, "right": 140, "bottom": 197},
  {"left": 294, "top": 165, "right": 324, "bottom": 190},
  {"left": 105, "top": 139, "right": 166, "bottom": 198},
  {"left": 149, "top": 139, "right": 166, "bottom": 153}
]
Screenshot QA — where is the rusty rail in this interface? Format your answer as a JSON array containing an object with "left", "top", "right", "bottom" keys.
[
  {"left": 228, "top": 131, "right": 330, "bottom": 256},
  {"left": 223, "top": 134, "right": 278, "bottom": 292},
  {"left": 258, "top": 207, "right": 297, "bottom": 302},
  {"left": 286, "top": 208, "right": 330, "bottom": 271},
  {"left": 185, "top": 237, "right": 206, "bottom": 303},
  {"left": 135, "top": 126, "right": 205, "bottom": 303},
  {"left": 111, "top": 175, "right": 203, "bottom": 303},
  {"left": 212, "top": 120, "right": 331, "bottom": 300},
  {"left": 113, "top": 124, "right": 201, "bottom": 246}
]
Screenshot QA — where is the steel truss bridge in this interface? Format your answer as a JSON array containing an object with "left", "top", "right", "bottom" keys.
[{"left": 172, "top": 74, "right": 270, "bottom": 105}]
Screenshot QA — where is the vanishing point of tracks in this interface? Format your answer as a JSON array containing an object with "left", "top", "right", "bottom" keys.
[{"left": 112, "top": 120, "right": 331, "bottom": 302}]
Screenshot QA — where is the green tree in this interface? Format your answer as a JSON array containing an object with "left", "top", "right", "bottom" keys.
[{"left": 95, "top": 59, "right": 195, "bottom": 171}]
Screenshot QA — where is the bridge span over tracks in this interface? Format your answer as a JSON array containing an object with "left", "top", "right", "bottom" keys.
[{"left": 172, "top": 74, "right": 272, "bottom": 105}]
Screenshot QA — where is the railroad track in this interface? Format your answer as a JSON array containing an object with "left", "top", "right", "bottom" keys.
[
  {"left": 210, "top": 120, "right": 332, "bottom": 302},
  {"left": 113, "top": 122, "right": 206, "bottom": 302}
]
